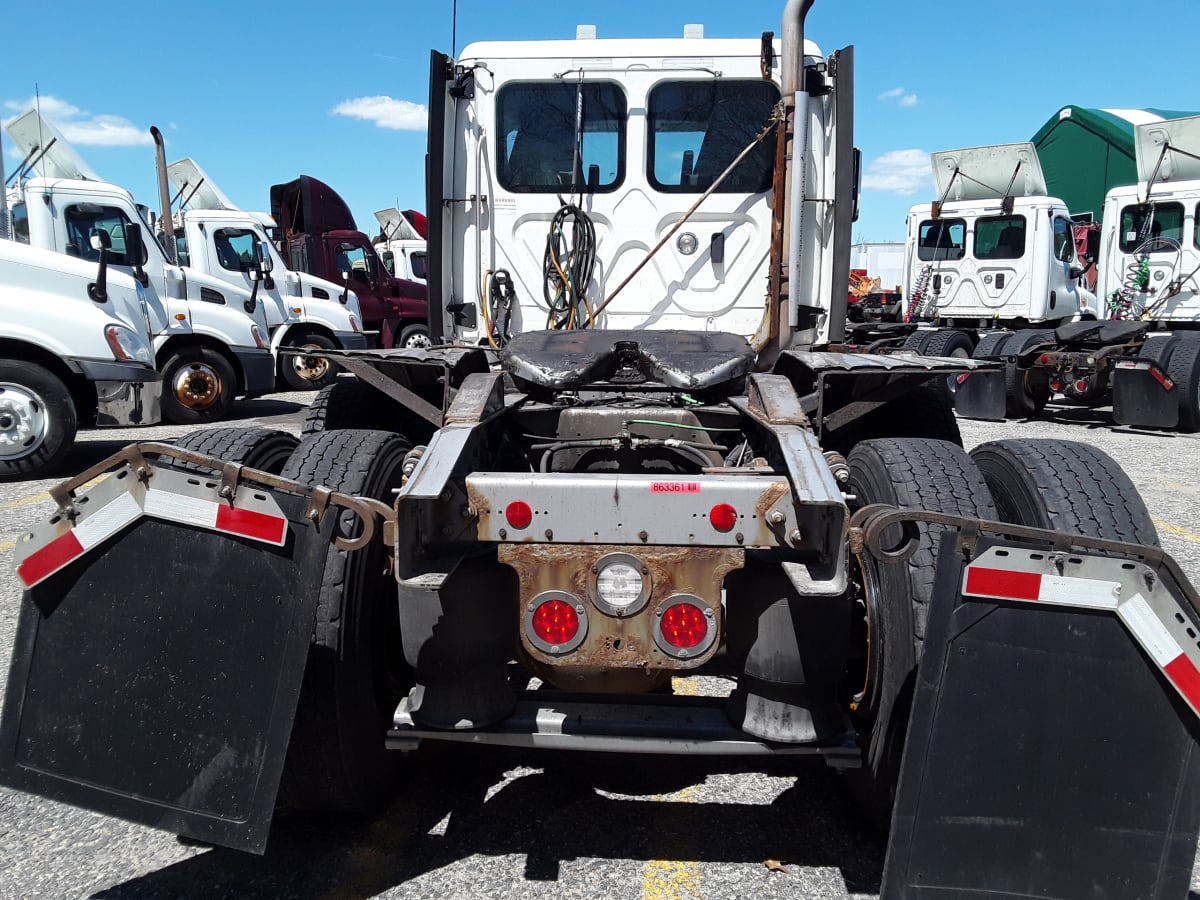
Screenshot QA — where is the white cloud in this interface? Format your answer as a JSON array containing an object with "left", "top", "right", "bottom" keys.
[
  {"left": 2, "top": 95, "right": 151, "bottom": 146},
  {"left": 878, "top": 86, "right": 918, "bottom": 107},
  {"left": 332, "top": 96, "right": 427, "bottom": 131},
  {"left": 861, "top": 148, "right": 931, "bottom": 195}
]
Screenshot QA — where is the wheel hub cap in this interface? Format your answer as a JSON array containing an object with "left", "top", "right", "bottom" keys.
[
  {"left": 292, "top": 344, "right": 331, "bottom": 382},
  {"left": 172, "top": 363, "right": 223, "bottom": 410},
  {"left": 405, "top": 332, "right": 432, "bottom": 350},
  {"left": 0, "top": 384, "right": 48, "bottom": 460}
]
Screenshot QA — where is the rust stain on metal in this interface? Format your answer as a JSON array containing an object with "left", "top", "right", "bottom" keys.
[
  {"left": 498, "top": 543, "right": 744, "bottom": 690},
  {"left": 755, "top": 480, "right": 791, "bottom": 522}
]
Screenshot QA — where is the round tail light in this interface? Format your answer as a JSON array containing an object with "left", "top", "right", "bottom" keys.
[
  {"left": 653, "top": 594, "right": 717, "bottom": 660},
  {"left": 525, "top": 592, "right": 587, "bottom": 654}
]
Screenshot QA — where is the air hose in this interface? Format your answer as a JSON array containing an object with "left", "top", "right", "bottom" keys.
[{"left": 544, "top": 204, "right": 597, "bottom": 330}]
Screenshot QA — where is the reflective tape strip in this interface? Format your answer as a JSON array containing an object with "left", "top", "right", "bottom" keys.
[
  {"left": 1120, "top": 593, "right": 1200, "bottom": 712},
  {"left": 15, "top": 492, "right": 142, "bottom": 589},
  {"left": 963, "top": 566, "right": 1120, "bottom": 609},
  {"left": 144, "top": 489, "right": 287, "bottom": 547}
]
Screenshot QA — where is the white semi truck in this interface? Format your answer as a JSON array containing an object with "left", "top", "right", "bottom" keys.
[
  {"left": 372, "top": 207, "right": 428, "bottom": 284},
  {"left": 165, "top": 157, "right": 367, "bottom": 390},
  {"left": 958, "top": 116, "right": 1200, "bottom": 427},
  {"left": 4, "top": 5, "right": 1200, "bottom": 896},
  {"left": 5, "top": 112, "right": 275, "bottom": 424}
]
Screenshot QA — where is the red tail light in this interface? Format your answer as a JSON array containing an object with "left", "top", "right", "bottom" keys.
[
  {"left": 1074, "top": 379, "right": 1089, "bottom": 393},
  {"left": 661, "top": 602, "right": 708, "bottom": 649},
  {"left": 532, "top": 599, "right": 579, "bottom": 645},
  {"left": 709, "top": 503, "right": 737, "bottom": 532}
]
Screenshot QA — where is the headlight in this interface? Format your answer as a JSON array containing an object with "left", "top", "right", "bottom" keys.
[
  {"left": 104, "top": 325, "right": 153, "bottom": 365},
  {"left": 592, "top": 553, "right": 650, "bottom": 616}
]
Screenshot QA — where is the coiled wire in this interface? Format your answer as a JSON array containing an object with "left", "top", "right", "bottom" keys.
[{"left": 544, "top": 204, "right": 597, "bottom": 330}]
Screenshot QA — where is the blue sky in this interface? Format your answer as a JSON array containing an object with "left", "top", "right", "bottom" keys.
[{"left": 4, "top": 0, "right": 1198, "bottom": 245}]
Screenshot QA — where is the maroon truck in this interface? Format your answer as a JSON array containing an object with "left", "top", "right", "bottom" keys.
[{"left": 270, "top": 176, "right": 429, "bottom": 349}]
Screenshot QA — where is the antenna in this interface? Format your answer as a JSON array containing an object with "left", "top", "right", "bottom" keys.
[{"left": 452, "top": 0, "right": 458, "bottom": 56}]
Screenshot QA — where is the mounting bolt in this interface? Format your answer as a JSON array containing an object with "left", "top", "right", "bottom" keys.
[
  {"left": 677, "top": 649, "right": 687, "bottom": 658},
  {"left": 218, "top": 485, "right": 233, "bottom": 500},
  {"left": 638, "top": 530, "right": 649, "bottom": 542},
  {"left": 735, "top": 532, "right": 744, "bottom": 544},
  {"left": 499, "top": 527, "right": 507, "bottom": 539},
  {"left": 544, "top": 528, "right": 554, "bottom": 540},
  {"left": 704, "top": 608, "right": 714, "bottom": 618},
  {"left": 789, "top": 529, "right": 803, "bottom": 545},
  {"left": 575, "top": 604, "right": 585, "bottom": 614},
  {"left": 768, "top": 510, "right": 786, "bottom": 525}
]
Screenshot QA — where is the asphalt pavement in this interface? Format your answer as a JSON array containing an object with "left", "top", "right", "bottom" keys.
[{"left": 0, "top": 392, "right": 1197, "bottom": 899}]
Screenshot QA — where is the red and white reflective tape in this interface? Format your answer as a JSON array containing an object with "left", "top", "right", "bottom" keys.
[
  {"left": 143, "top": 489, "right": 288, "bottom": 547},
  {"left": 16, "top": 492, "right": 141, "bottom": 589},
  {"left": 964, "top": 563, "right": 1200, "bottom": 717}
]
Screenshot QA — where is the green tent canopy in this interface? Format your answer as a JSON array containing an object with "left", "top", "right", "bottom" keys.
[{"left": 1031, "top": 107, "right": 1200, "bottom": 219}]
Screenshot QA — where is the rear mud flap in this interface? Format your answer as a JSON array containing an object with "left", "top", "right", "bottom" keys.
[
  {"left": 1113, "top": 360, "right": 1179, "bottom": 428},
  {"left": 952, "top": 368, "right": 1007, "bottom": 420},
  {"left": 0, "top": 468, "right": 335, "bottom": 855},
  {"left": 883, "top": 534, "right": 1200, "bottom": 898}
]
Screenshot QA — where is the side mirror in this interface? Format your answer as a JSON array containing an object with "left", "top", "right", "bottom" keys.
[
  {"left": 123, "top": 223, "right": 150, "bottom": 286},
  {"left": 88, "top": 228, "right": 111, "bottom": 302},
  {"left": 90, "top": 229, "right": 113, "bottom": 252},
  {"left": 1084, "top": 228, "right": 1101, "bottom": 264},
  {"left": 1069, "top": 265, "right": 1085, "bottom": 281},
  {"left": 257, "top": 240, "right": 274, "bottom": 274}
]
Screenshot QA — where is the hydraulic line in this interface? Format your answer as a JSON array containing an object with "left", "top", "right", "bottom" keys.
[
  {"left": 1108, "top": 204, "right": 1183, "bottom": 320},
  {"left": 904, "top": 264, "right": 934, "bottom": 323}
]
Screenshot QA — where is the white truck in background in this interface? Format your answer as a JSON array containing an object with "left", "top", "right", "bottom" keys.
[
  {"left": 959, "top": 117, "right": 1200, "bottom": 428},
  {"left": 372, "top": 207, "right": 428, "bottom": 284},
  {"left": 165, "top": 157, "right": 367, "bottom": 390},
  {"left": 5, "top": 111, "right": 275, "bottom": 424},
  {"left": 0, "top": 231, "right": 159, "bottom": 478},
  {"left": 886, "top": 143, "right": 1099, "bottom": 413}
]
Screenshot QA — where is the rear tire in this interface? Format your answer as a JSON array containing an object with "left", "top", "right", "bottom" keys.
[
  {"left": 302, "top": 379, "right": 392, "bottom": 434},
  {"left": 0, "top": 360, "right": 77, "bottom": 480},
  {"left": 280, "top": 333, "right": 339, "bottom": 392},
  {"left": 970, "top": 439, "right": 1159, "bottom": 546},
  {"left": 172, "top": 427, "right": 300, "bottom": 475},
  {"left": 1164, "top": 334, "right": 1200, "bottom": 432},
  {"left": 1002, "top": 330, "right": 1054, "bottom": 419},
  {"left": 904, "top": 329, "right": 976, "bottom": 404},
  {"left": 843, "top": 438, "right": 996, "bottom": 828},
  {"left": 161, "top": 346, "right": 237, "bottom": 425},
  {"left": 277, "top": 429, "right": 413, "bottom": 812}
]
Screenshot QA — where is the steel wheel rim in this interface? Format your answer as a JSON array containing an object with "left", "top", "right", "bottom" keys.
[
  {"left": 172, "top": 363, "right": 224, "bottom": 411},
  {"left": 403, "top": 331, "right": 432, "bottom": 350},
  {"left": 291, "top": 343, "right": 332, "bottom": 382},
  {"left": 0, "top": 381, "right": 49, "bottom": 460}
]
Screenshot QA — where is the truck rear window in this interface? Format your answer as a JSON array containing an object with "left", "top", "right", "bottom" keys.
[
  {"left": 1119, "top": 202, "right": 1184, "bottom": 252},
  {"left": 917, "top": 219, "right": 966, "bottom": 261},
  {"left": 973, "top": 215, "right": 1025, "bottom": 260},
  {"left": 497, "top": 81, "right": 625, "bottom": 193},
  {"left": 647, "top": 80, "right": 780, "bottom": 193}
]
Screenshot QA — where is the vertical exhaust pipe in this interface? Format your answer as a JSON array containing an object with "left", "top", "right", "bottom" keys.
[
  {"left": 150, "top": 126, "right": 177, "bottom": 264},
  {"left": 783, "top": 0, "right": 815, "bottom": 337}
]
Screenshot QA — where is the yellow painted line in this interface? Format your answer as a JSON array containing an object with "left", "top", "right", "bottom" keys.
[
  {"left": 0, "top": 490, "right": 49, "bottom": 512},
  {"left": 1153, "top": 517, "right": 1200, "bottom": 546},
  {"left": 642, "top": 677, "right": 702, "bottom": 900}
]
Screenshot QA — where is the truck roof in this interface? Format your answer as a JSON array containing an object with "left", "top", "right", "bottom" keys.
[{"left": 457, "top": 35, "right": 820, "bottom": 63}]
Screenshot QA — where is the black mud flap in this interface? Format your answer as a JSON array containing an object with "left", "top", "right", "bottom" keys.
[
  {"left": 883, "top": 534, "right": 1200, "bottom": 898},
  {"left": 0, "top": 467, "right": 335, "bottom": 854},
  {"left": 1113, "top": 359, "right": 1179, "bottom": 428},
  {"left": 952, "top": 368, "right": 1007, "bottom": 420}
]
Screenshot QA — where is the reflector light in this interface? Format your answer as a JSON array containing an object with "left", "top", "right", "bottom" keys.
[
  {"left": 1049, "top": 377, "right": 1063, "bottom": 393},
  {"left": 709, "top": 503, "right": 737, "bottom": 532},
  {"left": 661, "top": 603, "right": 708, "bottom": 648},
  {"left": 1040, "top": 354, "right": 1050, "bottom": 364},
  {"left": 532, "top": 599, "right": 580, "bottom": 645},
  {"left": 1074, "top": 380, "right": 1089, "bottom": 393},
  {"left": 956, "top": 372, "right": 971, "bottom": 385},
  {"left": 1150, "top": 367, "right": 1174, "bottom": 391},
  {"left": 505, "top": 500, "right": 533, "bottom": 529}
]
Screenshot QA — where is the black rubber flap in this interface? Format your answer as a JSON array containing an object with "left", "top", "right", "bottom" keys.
[
  {"left": 0, "top": 492, "right": 333, "bottom": 854},
  {"left": 1113, "top": 364, "right": 1179, "bottom": 429},
  {"left": 883, "top": 534, "right": 1200, "bottom": 899},
  {"left": 952, "top": 369, "right": 1007, "bottom": 420}
]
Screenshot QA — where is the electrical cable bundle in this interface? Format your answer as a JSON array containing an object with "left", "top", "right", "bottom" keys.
[
  {"left": 479, "top": 268, "right": 515, "bottom": 349},
  {"left": 544, "top": 203, "right": 596, "bottom": 329}
]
